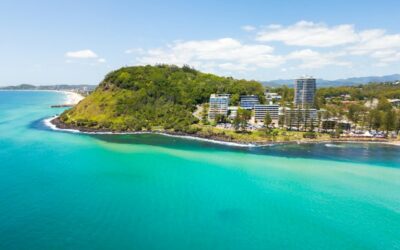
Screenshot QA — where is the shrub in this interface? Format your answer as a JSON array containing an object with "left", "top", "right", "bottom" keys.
[{"left": 303, "top": 132, "right": 317, "bottom": 139}]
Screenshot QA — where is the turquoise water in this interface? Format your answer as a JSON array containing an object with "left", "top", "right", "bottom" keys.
[{"left": 0, "top": 91, "right": 399, "bottom": 250}]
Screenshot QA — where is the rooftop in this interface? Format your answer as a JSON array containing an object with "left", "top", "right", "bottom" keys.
[
  {"left": 297, "top": 75, "right": 315, "bottom": 80},
  {"left": 210, "top": 94, "right": 230, "bottom": 98}
]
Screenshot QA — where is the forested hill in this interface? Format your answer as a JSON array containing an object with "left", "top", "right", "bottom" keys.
[{"left": 59, "top": 65, "right": 265, "bottom": 131}]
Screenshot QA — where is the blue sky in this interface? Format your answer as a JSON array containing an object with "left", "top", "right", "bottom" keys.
[{"left": 1, "top": 0, "right": 400, "bottom": 85}]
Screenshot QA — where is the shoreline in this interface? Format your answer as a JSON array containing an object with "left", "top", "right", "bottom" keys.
[
  {"left": 0, "top": 89, "right": 84, "bottom": 105},
  {"left": 59, "top": 90, "right": 84, "bottom": 105},
  {"left": 46, "top": 116, "right": 400, "bottom": 148},
  {"left": 44, "top": 116, "right": 260, "bottom": 147}
]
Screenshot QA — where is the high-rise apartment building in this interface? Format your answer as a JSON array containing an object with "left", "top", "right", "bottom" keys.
[{"left": 294, "top": 76, "right": 316, "bottom": 108}]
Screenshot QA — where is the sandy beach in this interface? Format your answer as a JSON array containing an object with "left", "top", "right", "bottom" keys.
[
  {"left": 60, "top": 91, "right": 84, "bottom": 105},
  {"left": 0, "top": 89, "right": 85, "bottom": 105}
]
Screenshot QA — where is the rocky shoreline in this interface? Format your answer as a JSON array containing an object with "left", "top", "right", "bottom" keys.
[
  {"left": 50, "top": 117, "right": 265, "bottom": 146},
  {"left": 49, "top": 117, "right": 400, "bottom": 147}
]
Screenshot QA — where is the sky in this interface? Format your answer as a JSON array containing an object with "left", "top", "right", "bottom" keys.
[{"left": 1, "top": 0, "right": 400, "bottom": 86}]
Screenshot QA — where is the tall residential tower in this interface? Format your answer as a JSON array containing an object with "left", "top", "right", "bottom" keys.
[{"left": 294, "top": 76, "right": 316, "bottom": 108}]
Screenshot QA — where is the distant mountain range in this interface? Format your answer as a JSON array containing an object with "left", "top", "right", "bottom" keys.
[
  {"left": 0, "top": 84, "right": 97, "bottom": 91},
  {"left": 262, "top": 74, "right": 400, "bottom": 87},
  {"left": 2, "top": 74, "right": 400, "bottom": 90}
]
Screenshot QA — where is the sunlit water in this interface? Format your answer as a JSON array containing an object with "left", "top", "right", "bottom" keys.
[{"left": 0, "top": 91, "right": 399, "bottom": 249}]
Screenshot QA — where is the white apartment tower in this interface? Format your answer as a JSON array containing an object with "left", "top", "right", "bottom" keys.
[
  {"left": 208, "top": 94, "right": 230, "bottom": 120},
  {"left": 294, "top": 76, "right": 316, "bottom": 108}
]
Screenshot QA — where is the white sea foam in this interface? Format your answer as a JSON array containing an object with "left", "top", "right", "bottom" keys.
[
  {"left": 324, "top": 143, "right": 343, "bottom": 148},
  {"left": 157, "top": 133, "right": 261, "bottom": 147},
  {"left": 43, "top": 116, "right": 81, "bottom": 133}
]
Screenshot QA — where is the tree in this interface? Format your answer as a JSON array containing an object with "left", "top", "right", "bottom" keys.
[
  {"left": 214, "top": 114, "right": 227, "bottom": 124},
  {"left": 368, "top": 109, "right": 382, "bottom": 130},
  {"left": 348, "top": 103, "right": 364, "bottom": 124},
  {"left": 264, "top": 112, "right": 272, "bottom": 128},
  {"left": 382, "top": 109, "right": 395, "bottom": 133},
  {"left": 317, "top": 110, "right": 323, "bottom": 131},
  {"left": 310, "top": 118, "right": 315, "bottom": 132},
  {"left": 395, "top": 110, "right": 400, "bottom": 134},
  {"left": 287, "top": 102, "right": 294, "bottom": 130},
  {"left": 303, "top": 105, "right": 311, "bottom": 132},
  {"left": 201, "top": 103, "right": 209, "bottom": 125},
  {"left": 296, "top": 107, "right": 302, "bottom": 131},
  {"left": 233, "top": 108, "right": 251, "bottom": 132},
  {"left": 278, "top": 115, "right": 285, "bottom": 128},
  {"left": 332, "top": 126, "right": 343, "bottom": 138},
  {"left": 377, "top": 97, "right": 392, "bottom": 112},
  {"left": 230, "top": 93, "right": 240, "bottom": 106},
  {"left": 233, "top": 116, "right": 241, "bottom": 131}
]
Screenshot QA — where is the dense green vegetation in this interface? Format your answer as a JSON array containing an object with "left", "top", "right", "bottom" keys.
[
  {"left": 315, "top": 83, "right": 400, "bottom": 132},
  {"left": 60, "top": 65, "right": 265, "bottom": 132},
  {"left": 316, "top": 82, "right": 400, "bottom": 101}
]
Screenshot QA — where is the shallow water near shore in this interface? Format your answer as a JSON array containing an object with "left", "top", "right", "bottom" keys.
[{"left": 0, "top": 91, "right": 399, "bottom": 249}]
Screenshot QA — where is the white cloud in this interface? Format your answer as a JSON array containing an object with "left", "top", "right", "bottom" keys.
[
  {"left": 347, "top": 30, "right": 400, "bottom": 64},
  {"left": 125, "top": 48, "right": 145, "bottom": 54},
  {"left": 349, "top": 33, "right": 400, "bottom": 55},
  {"left": 129, "top": 21, "right": 400, "bottom": 77},
  {"left": 286, "top": 49, "right": 351, "bottom": 69},
  {"left": 241, "top": 25, "right": 256, "bottom": 32},
  {"left": 256, "top": 20, "right": 400, "bottom": 67},
  {"left": 257, "top": 21, "right": 358, "bottom": 47},
  {"left": 136, "top": 38, "right": 285, "bottom": 72},
  {"left": 98, "top": 58, "right": 106, "bottom": 63},
  {"left": 370, "top": 50, "right": 400, "bottom": 63},
  {"left": 65, "top": 49, "right": 98, "bottom": 59}
]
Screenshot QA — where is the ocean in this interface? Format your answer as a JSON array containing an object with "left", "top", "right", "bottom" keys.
[{"left": 0, "top": 90, "right": 399, "bottom": 249}]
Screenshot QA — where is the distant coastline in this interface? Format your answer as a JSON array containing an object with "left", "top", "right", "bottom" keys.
[
  {"left": 0, "top": 84, "right": 96, "bottom": 91},
  {"left": 0, "top": 89, "right": 84, "bottom": 105}
]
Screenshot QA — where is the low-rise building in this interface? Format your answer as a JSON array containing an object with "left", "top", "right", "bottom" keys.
[
  {"left": 265, "top": 92, "right": 282, "bottom": 103},
  {"left": 321, "top": 119, "right": 337, "bottom": 130},
  {"left": 228, "top": 106, "right": 239, "bottom": 119},
  {"left": 321, "top": 118, "right": 351, "bottom": 131},
  {"left": 208, "top": 94, "right": 230, "bottom": 120},
  {"left": 284, "top": 108, "right": 318, "bottom": 128},
  {"left": 240, "top": 95, "right": 260, "bottom": 110},
  {"left": 389, "top": 99, "right": 400, "bottom": 107},
  {"left": 338, "top": 121, "right": 352, "bottom": 131},
  {"left": 254, "top": 104, "right": 279, "bottom": 122}
]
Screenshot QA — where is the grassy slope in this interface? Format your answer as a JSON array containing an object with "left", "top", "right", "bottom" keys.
[{"left": 62, "top": 88, "right": 128, "bottom": 127}]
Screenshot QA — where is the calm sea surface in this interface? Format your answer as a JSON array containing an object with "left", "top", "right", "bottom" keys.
[{"left": 0, "top": 91, "right": 399, "bottom": 249}]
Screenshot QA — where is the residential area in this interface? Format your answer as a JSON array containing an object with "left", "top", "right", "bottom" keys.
[{"left": 202, "top": 76, "right": 400, "bottom": 140}]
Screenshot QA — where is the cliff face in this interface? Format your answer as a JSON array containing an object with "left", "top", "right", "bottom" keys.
[{"left": 59, "top": 65, "right": 265, "bottom": 132}]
